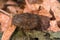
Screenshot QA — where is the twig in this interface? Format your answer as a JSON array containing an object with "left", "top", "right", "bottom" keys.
[{"left": 0, "top": 9, "right": 11, "bottom": 17}]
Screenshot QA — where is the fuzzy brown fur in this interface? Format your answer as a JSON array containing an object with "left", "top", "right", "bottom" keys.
[{"left": 12, "top": 13, "right": 50, "bottom": 31}]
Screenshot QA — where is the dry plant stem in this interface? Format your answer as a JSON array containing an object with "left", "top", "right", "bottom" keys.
[
  {"left": 1, "top": 25, "right": 16, "bottom": 40},
  {"left": 48, "top": 20, "right": 60, "bottom": 32},
  {"left": 50, "top": 0, "right": 60, "bottom": 21},
  {"left": 0, "top": 9, "right": 10, "bottom": 17},
  {"left": 0, "top": 9, "right": 13, "bottom": 18},
  {"left": 0, "top": 9, "right": 16, "bottom": 40}
]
